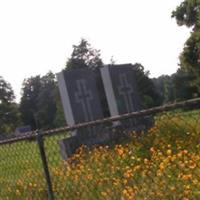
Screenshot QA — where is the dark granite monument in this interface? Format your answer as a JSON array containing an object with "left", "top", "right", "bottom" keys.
[
  {"left": 101, "top": 64, "right": 151, "bottom": 130},
  {"left": 57, "top": 68, "right": 104, "bottom": 159},
  {"left": 57, "top": 65, "right": 153, "bottom": 159},
  {"left": 101, "top": 64, "right": 140, "bottom": 114}
]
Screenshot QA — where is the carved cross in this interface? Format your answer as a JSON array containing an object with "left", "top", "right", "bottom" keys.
[
  {"left": 118, "top": 73, "right": 135, "bottom": 113},
  {"left": 75, "top": 79, "right": 93, "bottom": 121}
]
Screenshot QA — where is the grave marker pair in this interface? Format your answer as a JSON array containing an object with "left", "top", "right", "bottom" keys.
[{"left": 57, "top": 64, "right": 150, "bottom": 159}]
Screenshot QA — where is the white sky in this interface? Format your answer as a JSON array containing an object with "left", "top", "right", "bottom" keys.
[{"left": 0, "top": 0, "right": 190, "bottom": 102}]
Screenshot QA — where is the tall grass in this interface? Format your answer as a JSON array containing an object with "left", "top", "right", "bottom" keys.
[{"left": 0, "top": 110, "right": 199, "bottom": 199}]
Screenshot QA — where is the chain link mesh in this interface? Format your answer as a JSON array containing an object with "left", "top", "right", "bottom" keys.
[
  {"left": 0, "top": 139, "right": 46, "bottom": 199},
  {"left": 0, "top": 104, "right": 200, "bottom": 199}
]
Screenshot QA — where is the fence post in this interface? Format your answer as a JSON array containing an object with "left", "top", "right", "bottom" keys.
[{"left": 36, "top": 131, "right": 55, "bottom": 200}]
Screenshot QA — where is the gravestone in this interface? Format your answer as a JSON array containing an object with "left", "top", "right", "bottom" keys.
[
  {"left": 57, "top": 66, "right": 153, "bottom": 159},
  {"left": 14, "top": 125, "right": 32, "bottom": 137},
  {"left": 101, "top": 64, "right": 151, "bottom": 130},
  {"left": 57, "top": 68, "right": 104, "bottom": 159}
]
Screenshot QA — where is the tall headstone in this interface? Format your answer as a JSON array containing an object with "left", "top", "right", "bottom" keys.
[
  {"left": 57, "top": 69, "right": 103, "bottom": 128},
  {"left": 57, "top": 66, "right": 153, "bottom": 159},
  {"left": 100, "top": 64, "right": 146, "bottom": 130},
  {"left": 57, "top": 68, "right": 104, "bottom": 158}
]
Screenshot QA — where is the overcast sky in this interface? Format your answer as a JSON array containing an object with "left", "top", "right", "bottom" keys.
[{"left": 0, "top": 0, "right": 190, "bottom": 102}]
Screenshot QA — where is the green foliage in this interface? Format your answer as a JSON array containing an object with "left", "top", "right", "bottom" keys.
[
  {"left": 172, "top": 0, "right": 200, "bottom": 29},
  {"left": 20, "top": 72, "right": 58, "bottom": 130},
  {"left": 179, "top": 31, "right": 200, "bottom": 94},
  {"left": 172, "top": 0, "right": 200, "bottom": 98},
  {"left": 0, "top": 76, "right": 20, "bottom": 134},
  {"left": 66, "top": 38, "right": 103, "bottom": 70},
  {"left": 153, "top": 75, "right": 176, "bottom": 104},
  {"left": 0, "top": 110, "right": 199, "bottom": 199},
  {"left": 0, "top": 103, "right": 20, "bottom": 134},
  {"left": 173, "top": 68, "right": 199, "bottom": 100},
  {"left": 53, "top": 92, "right": 66, "bottom": 127},
  {"left": 36, "top": 72, "right": 58, "bottom": 129},
  {"left": 0, "top": 76, "right": 15, "bottom": 103},
  {"left": 181, "top": 30, "right": 200, "bottom": 70},
  {"left": 133, "top": 63, "right": 161, "bottom": 108}
]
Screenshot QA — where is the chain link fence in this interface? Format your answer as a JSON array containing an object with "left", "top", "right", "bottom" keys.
[{"left": 0, "top": 98, "right": 200, "bottom": 200}]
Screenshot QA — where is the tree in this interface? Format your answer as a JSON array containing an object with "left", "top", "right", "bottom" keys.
[
  {"left": 172, "top": 0, "right": 200, "bottom": 29},
  {"left": 0, "top": 76, "right": 20, "bottom": 134},
  {"left": 132, "top": 64, "right": 162, "bottom": 108},
  {"left": 172, "top": 0, "right": 200, "bottom": 96},
  {"left": 173, "top": 68, "right": 198, "bottom": 100},
  {"left": 0, "top": 76, "right": 15, "bottom": 103},
  {"left": 179, "top": 31, "right": 200, "bottom": 93},
  {"left": 152, "top": 75, "right": 176, "bottom": 104},
  {"left": 20, "top": 75, "right": 41, "bottom": 129},
  {"left": 53, "top": 93, "right": 66, "bottom": 127},
  {"left": 66, "top": 38, "right": 103, "bottom": 69},
  {"left": 20, "top": 72, "right": 58, "bottom": 130},
  {"left": 35, "top": 72, "right": 57, "bottom": 129}
]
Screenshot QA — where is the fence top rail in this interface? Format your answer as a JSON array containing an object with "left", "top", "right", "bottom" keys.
[{"left": 0, "top": 98, "right": 200, "bottom": 145}]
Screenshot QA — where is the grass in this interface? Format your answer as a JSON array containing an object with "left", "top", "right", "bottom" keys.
[
  {"left": 0, "top": 133, "right": 68, "bottom": 199},
  {"left": 0, "top": 110, "right": 200, "bottom": 199}
]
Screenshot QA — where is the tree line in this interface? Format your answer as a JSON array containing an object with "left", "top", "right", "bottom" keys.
[
  {"left": 154, "top": 0, "right": 200, "bottom": 104},
  {"left": 1, "top": 0, "right": 199, "bottom": 134}
]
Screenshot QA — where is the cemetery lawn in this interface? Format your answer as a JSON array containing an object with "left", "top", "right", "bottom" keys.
[{"left": 0, "top": 110, "right": 200, "bottom": 199}]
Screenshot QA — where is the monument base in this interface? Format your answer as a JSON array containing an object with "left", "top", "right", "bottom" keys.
[
  {"left": 58, "top": 116, "right": 154, "bottom": 160},
  {"left": 58, "top": 127, "right": 129, "bottom": 160}
]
